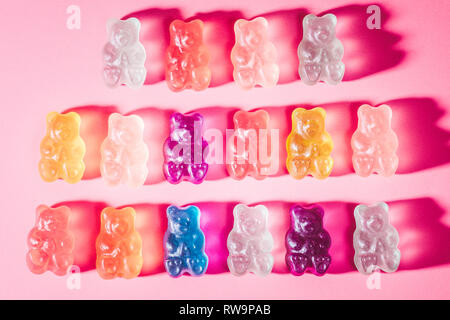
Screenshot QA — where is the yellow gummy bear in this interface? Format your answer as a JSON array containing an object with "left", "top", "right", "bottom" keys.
[
  {"left": 286, "top": 107, "right": 333, "bottom": 179},
  {"left": 38, "top": 112, "right": 86, "bottom": 183}
]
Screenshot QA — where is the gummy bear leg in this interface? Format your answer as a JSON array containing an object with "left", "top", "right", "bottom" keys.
[
  {"left": 127, "top": 164, "right": 148, "bottom": 187},
  {"left": 357, "top": 253, "right": 378, "bottom": 274},
  {"left": 96, "top": 256, "right": 118, "bottom": 279},
  {"left": 234, "top": 68, "right": 256, "bottom": 90},
  {"left": 127, "top": 66, "right": 146, "bottom": 88},
  {"left": 191, "top": 67, "right": 211, "bottom": 91},
  {"left": 227, "top": 160, "right": 249, "bottom": 180},
  {"left": 286, "top": 156, "right": 310, "bottom": 179},
  {"left": 312, "top": 156, "right": 333, "bottom": 179},
  {"left": 187, "top": 254, "right": 208, "bottom": 276},
  {"left": 286, "top": 253, "right": 309, "bottom": 275},
  {"left": 254, "top": 253, "right": 273, "bottom": 276},
  {"left": 51, "top": 253, "right": 74, "bottom": 276},
  {"left": 300, "top": 63, "right": 321, "bottom": 85},
  {"left": 381, "top": 250, "right": 401, "bottom": 273},
  {"left": 62, "top": 161, "right": 85, "bottom": 183},
  {"left": 260, "top": 63, "right": 279, "bottom": 87},
  {"left": 187, "top": 163, "right": 208, "bottom": 184},
  {"left": 122, "top": 255, "right": 143, "bottom": 279},
  {"left": 26, "top": 249, "right": 49, "bottom": 274},
  {"left": 311, "top": 254, "right": 331, "bottom": 276},
  {"left": 101, "top": 160, "right": 122, "bottom": 185},
  {"left": 325, "top": 62, "right": 345, "bottom": 85},
  {"left": 103, "top": 65, "right": 122, "bottom": 87},
  {"left": 165, "top": 257, "right": 184, "bottom": 277},
  {"left": 166, "top": 69, "right": 188, "bottom": 91},
  {"left": 352, "top": 154, "right": 374, "bottom": 177},
  {"left": 38, "top": 158, "right": 59, "bottom": 182},
  {"left": 378, "top": 155, "right": 399, "bottom": 177},
  {"left": 164, "top": 162, "right": 183, "bottom": 184},
  {"left": 228, "top": 254, "right": 250, "bottom": 276}
]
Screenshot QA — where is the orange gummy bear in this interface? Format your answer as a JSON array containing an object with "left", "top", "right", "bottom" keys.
[
  {"left": 165, "top": 19, "right": 211, "bottom": 92},
  {"left": 96, "top": 207, "right": 143, "bottom": 279},
  {"left": 38, "top": 112, "right": 86, "bottom": 183},
  {"left": 286, "top": 107, "right": 333, "bottom": 179}
]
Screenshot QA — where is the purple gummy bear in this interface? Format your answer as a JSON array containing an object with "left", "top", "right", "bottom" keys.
[
  {"left": 163, "top": 112, "right": 209, "bottom": 184},
  {"left": 285, "top": 204, "right": 331, "bottom": 276}
]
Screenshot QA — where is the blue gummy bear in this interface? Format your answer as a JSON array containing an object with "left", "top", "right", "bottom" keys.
[{"left": 163, "top": 205, "right": 208, "bottom": 277}]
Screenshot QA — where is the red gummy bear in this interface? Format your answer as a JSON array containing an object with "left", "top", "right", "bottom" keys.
[{"left": 165, "top": 19, "right": 211, "bottom": 92}]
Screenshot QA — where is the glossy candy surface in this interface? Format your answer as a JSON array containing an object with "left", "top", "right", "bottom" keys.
[
  {"left": 166, "top": 19, "right": 211, "bottom": 91},
  {"left": 298, "top": 14, "right": 344, "bottom": 85},
  {"left": 351, "top": 104, "right": 399, "bottom": 177},
  {"left": 103, "top": 18, "right": 146, "bottom": 88},
  {"left": 26, "top": 205, "right": 74, "bottom": 276},
  {"left": 286, "top": 107, "right": 333, "bottom": 179},
  {"left": 96, "top": 207, "right": 143, "bottom": 279},
  {"left": 164, "top": 205, "right": 208, "bottom": 277},
  {"left": 227, "top": 110, "right": 272, "bottom": 180},
  {"left": 353, "top": 202, "right": 400, "bottom": 274},
  {"left": 227, "top": 204, "right": 274, "bottom": 276},
  {"left": 100, "top": 113, "right": 149, "bottom": 187},
  {"left": 231, "top": 17, "right": 279, "bottom": 89},
  {"left": 285, "top": 205, "right": 331, "bottom": 276},
  {"left": 39, "top": 112, "right": 86, "bottom": 184},
  {"left": 163, "top": 113, "right": 208, "bottom": 184}
]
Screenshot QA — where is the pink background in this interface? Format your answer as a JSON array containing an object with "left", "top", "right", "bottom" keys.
[{"left": 1, "top": 0, "right": 449, "bottom": 299}]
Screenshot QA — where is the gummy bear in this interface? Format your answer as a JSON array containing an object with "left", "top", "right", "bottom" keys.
[
  {"left": 298, "top": 14, "right": 345, "bottom": 85},
  {"left": 103, "top": 17, "right": 147, "bottom": 88},
  {"left": 285, "top": 204, "right": 331, "bottom": 276},
  {"left": 26, "top": 205, "right": 74, "bottom": 276},
  {"left": 227, "top": 204, "right": 274, "bottom": 276},
  {"left": 165, "top": 19, "right": 211, "bottom": 92},
  {"left": 96, "top": 207, "right": 143, "bottom": 279},
  {"left": 226, "top": 110, "right": 272, "bottom": 180},
  {"left": 351, "top": 104, "right": 399, "bottom": 177},
  {"left": 286, "top": 107, "right": 333, "bottom": 179},
  {"left": 164, "top": 205, "right": 208, "bottom": 277},
  {"left": 39, "top": 112, "right": 86, "bottom": 184},
  {"left": 100, "top": 113, "right": 149, "bottom": 187},
  {"left": 163, "top": 113, "right": 209, "bottom": 184},
  {"left": 353, "top": 202, "right": 400, "bottom": 274},
  {"left": 231, "top": 17, "right": 279, "bottom": 89}
]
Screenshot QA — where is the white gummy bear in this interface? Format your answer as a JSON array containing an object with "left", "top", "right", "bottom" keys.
[
  {"left": 103, "top": 17, "right": 146, "bottom": 89},
  {"left": 298, "top": 14, "right": 345, "bottom": 85},
  {"left": 353, "top": 202, "right": 401, "bottom": 274},
  {"left": 227, "top": 204, "right": 274, "bottom": 276}
]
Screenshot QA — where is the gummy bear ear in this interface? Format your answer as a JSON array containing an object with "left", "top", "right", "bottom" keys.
[
  {"left": 253, "top": 17, "right": 268, "bottom": 30},
  {"left": 35, "top": 205, "right": 49, "bottom": 221},
  {"left": 377, "top": 104, "right": 392, "bottom": 121},
  {"left": 302, "top": 14, "right": 316, "bottom": 28},
  {"left": 170, "top": 20, "right": 184, "bottom": 34},
  {"left": 191, "top": 113, "right": 204, "bottom": 125},
  {"left": 354, "top": 204, "right": 368, "bottom": 223},
  {"left": 357, "top": 104, "right": 372, "bottom": 121},
  {"left": 255, "top": 110, "right": 269, "bottom": 123},
  {"left": 312, "top": 107, "right": 326, "bottom": 120},
  {"left": 126, "top": 17, "right": 141, "bottom": 32},
  {"left": 46, "top": 112, "right": 58, "bottom": 125},
  {"left": 292, "top": 107, "right": 306, "bottom": 122},
  {"left": 376, "top": 202, "right": 389, "bottom": 213},
  {"left": 166, "top": 205, "right": 178, "bottom": 218},
  {"left": 106, "top": 18, "right": 119, "bottom": 34},
  {"left": 234, "top": 19, "right": 247, "bottom": 34},
  {"left": 189, "top": 19, "right": 203, "bottom": 31},
  {"left": 323, "top": 14, "right": 337, "bottom": 26},
  {"left": 311, "top": 205, "right": 324, "bottom": 218},
  {"left": 254, "top": 205, "right": 269, "bottom": 221},
  {"left": 290, "top": 205, "right": 304, "bottom": 219}
]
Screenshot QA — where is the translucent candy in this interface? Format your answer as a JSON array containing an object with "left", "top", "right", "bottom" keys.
[
  {"left": 39, "top": 112, "right": 86, "bottom": 184},
  {"left": 96, "top": 207, "right": 143, "bottom": 279},
  {"left": 351, "top": 104, "right": 399, "bottom": 177},
  {"left": 285, "top": 204, "right": 331, "bottom": 276},
  {"left": 100, "top": 113, "right": 149, "bottom": 187},
  {"left": 163, "top": 113, "right": 209, "bottom": 184},
  {"left": 231, "top": 17, "right": 279, "bottom": 89},
  {"left": 353, "top": 202, "right": 400, "bottom": 274},
  {"left": 164, "top": 205, "right": 208, "bottom": 277},
  {"left": 298, "top": 14, "right": 345, "bottom": 85},
  {"left": 227, "top": 204, "right": 274, "bottom": 276},
  {"left": 226, "top": 110, "right": 272, "bottom": 180},
  {"left": 286, "top": 107, "right": 333, "bottom": 179},
  {"left": 103, "top": 18, "right": 147, "bottom": 89},
  {"left": 26, "top": 205, "right": 74, "bottom": 276},
  {"left": 165, "top": 19, "right": 211, "bottom": 91}
]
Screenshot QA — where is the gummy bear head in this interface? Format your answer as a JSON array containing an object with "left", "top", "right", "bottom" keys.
[
  {"left": 36, "top": 205, "right": 70, "bottom": 232},
  {"left": 108, "top": 113, "right": 144, "bottom": 146},
  {"left": 167, "top": 206, "right": 200, "bottom": 236},
  {"left": 170, "top": 112, "right": 204, "bottom": 143},
  {"left": 102, "top": 207, "right": 136, "bottom": 237},
  {"left": 290, "top": 205, "right": 324, "bottom": 236},
  {"left": 107, "top": 18, "right": 140, "bottom": 49},
  {"left": 233, "top": 110, "right": 269, "bottom": 131},
  {"left": 234, "top": 204, "right": 268, "bottom": 237},
  {"left": 47, "top": 112, "right": 80, "bottom": 142},
  {"left": 170, "top": 19, "right": 203, "bottom": 50},
  {"left": 303, "top": 14, "right": 337, "bottom": 46},
  {"left": 234, "top": 17, "right": 269, "bottom": 49},
  {"left": 355, "top": 202, "right": 389, "bottom": 234},
  {"left": 358, "top": 104, "right": 392, "bottom": 137},
  {"left": 292, "top": 107, "right": 326, "bottom": 140}
]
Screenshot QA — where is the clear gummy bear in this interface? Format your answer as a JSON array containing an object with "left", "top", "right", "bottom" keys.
[
  {"left": 231, "top": 17, "right": 279, "bottom": 89},
  {"left": 351, "top": 104, "right": 399, "bottom": 177},
  {"left": 27, "top": 205, "right": 74, "bottom": 276},
  {"left": 103, "top": 17, "right": 147, "bottom": 89},
  {"left": 353, "top": 202, "right": 401, "bottom": 274},
  {"left": 285, "top": 204, "right": 331, "bottom": 276},
  {"left": 163, "top": 113, "right": 209, "bottom": 184},
  {"left": 100, "top": 113, "right": 149, "bottom": 187},
  {"left": 227, "top": 204, "right": 274, "bottom": 276},
  {"left": 164, "top": 205, "right": 208, "bottom": 277},
  {"left": 298, "top": 14, "right": 345, "bottom": 85}
]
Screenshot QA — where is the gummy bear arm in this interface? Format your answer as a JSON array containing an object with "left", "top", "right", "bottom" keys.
[
  {"left": 260, "top": 235, "right": 274, "bottom": 252},
  {"left": 166, "top": 233, "right": 179, "bottom": 253},
  {"left": 317, "top": 230, "right": 331, "bottom": 249},
  {"left": 286, "top": 231, "right": 302, "bottom": 250},
  {"left": 381, "top": 132, "right": 399, "bottom": 151},
  {"left": 228, "top": 232, "right": 246, "bottom": 252},
  {"left": 354, "top": 231, "right": 374, "bottom": 250},
  {"left": 351, "top": 133, "right": 372, "bottom": 152}
]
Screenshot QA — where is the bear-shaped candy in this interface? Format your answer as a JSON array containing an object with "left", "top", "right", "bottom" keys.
[
  {"left": 351, "top": 104, "right": 399, "bottom": 177},
  {"left": 286, "top": 107, "right": 333, "bottom": 179},
  {"left": 164, "top": 205, "right": 208, "bottom": 277},
  {"left": 165, "top": 19, "right": 211, "bottom": 91},
  {"left": 285, "top": 204, "right": 331, "bottom": 276},
  {"left": 227, "top": 204, "right": 274, "bottom": 276},
  {"left": 354, "top": 202, "right": 400, "bottom": 274},
  {"left": 298, "top": 14, "right": 345, "bottom": 85},
  {"left": 96, "top": 207, "right": 143, "bottom": 279},
  {"left": 26, "top": 205, "right": 74, "bottom": 276},
  {"left": 103, "top": 18, "right": 146, "bottom": 89},
  {"left": 163, "top": 113, "right": 209, "bottom": 184},
  {"left": 39, "top": 112, "right": 86, "bottom": 184},
  {"left": 100, "top": 113, "right": 149, "bottom": 187},
  {"left": 226, "top": 110, "right": 272, "bottom": 180},
  {"left": 231, "top": 17, "right": 279, "bottom": 89}
]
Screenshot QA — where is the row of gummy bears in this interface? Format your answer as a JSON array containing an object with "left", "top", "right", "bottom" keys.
[
  {"left": 27, "top": 202, "right": 400, "bottom": 278},
  {"left": 103, "top": 14, "right": 345, "bottom": 90},
  {"left": 38, "top": 104, "right": 399, "bottom": 185}
]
